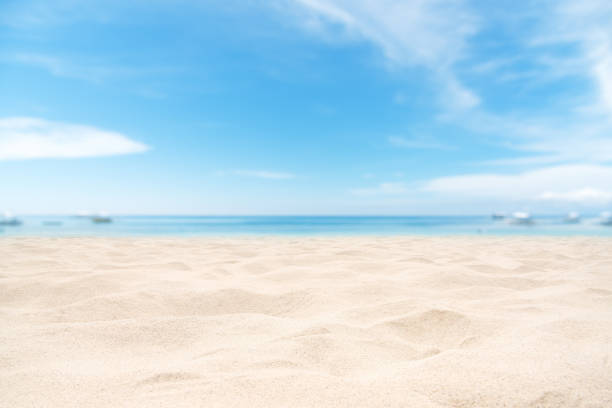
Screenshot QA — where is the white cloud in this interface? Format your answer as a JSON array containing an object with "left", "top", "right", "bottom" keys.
[
  {"left": 440, "top": 107, "right": 612, "bottom": 166},
  {"left": 594, "top": 52, "right": 612, "bottom": 113},
  {"left": 280, "top": 0, "right": 612, "bottom": 164},
  {"left": 424, "top": 164, "right": 612, "bottom": 205},
  {"left": 549, "top": 0, "right": 612, "bottom": 116},
  {"left": 292, "top": 0, "right": 476, "bottom": 67},
  {"left": 0, "top": 117, "right": 149, "bottom": 160},
  {"left": 441, "top": 73, "right": 480, "bottom": 110},
  {"left": 232, "top": 170, "right": 295, "bottom": 179},
  {"left": 538, "top": 188, "right": 612, "bottom": 205},
  {"left": 282, "top": 0, "right": 479, "bottom": 110},
  {"left": 512, "top": 134, "right": 612, "bottom": 164},
  {"left": 349, "top": 165, "right": 612, "bottom": 210},
  {"left": 435, "top": 0, "right": 612, "bottom": 166}
]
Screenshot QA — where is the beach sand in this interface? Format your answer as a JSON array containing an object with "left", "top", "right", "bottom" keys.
[{"left": 1, "top": 237, "right": 612, "bottom": 407}]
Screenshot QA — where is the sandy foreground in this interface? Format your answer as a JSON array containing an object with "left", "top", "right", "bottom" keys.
[{"left": 1, "top": 237, "right": 612, "bottom": 407}]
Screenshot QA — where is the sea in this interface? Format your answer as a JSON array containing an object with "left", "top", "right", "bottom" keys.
[{"left": 1, "top": 215, "right": 612, "bottom": 237}]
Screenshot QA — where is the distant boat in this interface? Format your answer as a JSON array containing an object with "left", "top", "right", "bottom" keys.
[
  {"left": 601, "top": 212, "right": 612, "bottom": 226},
  {"left": 92, "top": 215, "right": 112, "bottom": 224},
  {"left": 0, "top": 211, "right": 22, "bottom": 226},
  {"left": 511, "top": 212, "right": 533, "bottom": 225},
  {"left": 91, "top": 212, "right": 112, "bottom": 224},
  {"left": 564, "top": 212, "right": 580, "bottom": 224},
  {"left": 491, "top": 212, "right": 506, "bottom": 220}
]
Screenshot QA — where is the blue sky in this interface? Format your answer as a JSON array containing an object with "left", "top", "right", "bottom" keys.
[{"left": 1, "top": 0, "right": 611, "bottom": 214}]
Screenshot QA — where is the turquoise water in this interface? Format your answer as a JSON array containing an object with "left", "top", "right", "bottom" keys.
[{"left": 1, "top": 215, "right": 612, "bottom": 236}]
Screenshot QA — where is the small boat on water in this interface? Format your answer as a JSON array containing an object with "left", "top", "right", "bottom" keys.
[
  {"left": 601, "top": 212, "right": 612, "bottom": 226},
  {"left": 491, "top": 212, "right": 506, "bottom": 220},
  {"left": 0, "top": 211, "right": 22, "bottom": 226},
  {"left": 564, "top": 212, "right": 580, "bottom": 224},
  {"left": 92, "top": 212, "right": 112, "bottom": 224},
  {"left": 511, "top": 212, "right": 534, "bottom": 225}
]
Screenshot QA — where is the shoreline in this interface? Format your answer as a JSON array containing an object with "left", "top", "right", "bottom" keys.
[
  {"left": 2, "top": 232, "right": 612, "bottom": 239},
  {"left": 3, "top": 215, "right": 612, "bottom": 238}
]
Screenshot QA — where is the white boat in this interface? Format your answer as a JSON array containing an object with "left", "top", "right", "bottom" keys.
[
  {"left": 601, "top": 212, "right": 612, "bottom": 226},
  {"left": 511, "top": 211, "right": 533, "bottom": 225},
  {"left": 564, "top": 212, "right": 580, "bottom": 223},
  {"left": 0, "top": 211, "right": 22, "bottom": 226}
]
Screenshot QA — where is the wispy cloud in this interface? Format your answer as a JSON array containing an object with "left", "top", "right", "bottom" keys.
[
  {"left": 9, "top": 52, "right": 181, "bottom": 85},
  {"left": 539, "top": 0, "right": 612, "bottom": 116},
  {"left": 350, "top": 165, "right": 612, "bottom": 209},
  {"left": 281, "top": 0, "right": 612, "bottom": 165},
  {"left": 423, "top": 164, "right": 612, "bottom": 206},
  {"left": 290, "top": 0, "right": 476, "bottom": 66},
  {"left": 12, "top": 53, "right": 117, "bottom": 83},
  {"left": 538, "top": 188, "right": 612, "bottom": 205},
  {"left": 280, "top": 0, "right": 480, "bottom": 111},
  {"left": 457, "top": 111, "right": 612, "bottom": 166},
  {"left": 464, "top": 0, "right": 612, "bottom": 166},
  {"left": 0, "top": 117, "right": 149, "bottom": 160}
]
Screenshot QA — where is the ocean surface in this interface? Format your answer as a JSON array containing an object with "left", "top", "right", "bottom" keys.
[{"left": 1, "top": 215, "right": 612, "bottom": 237}]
